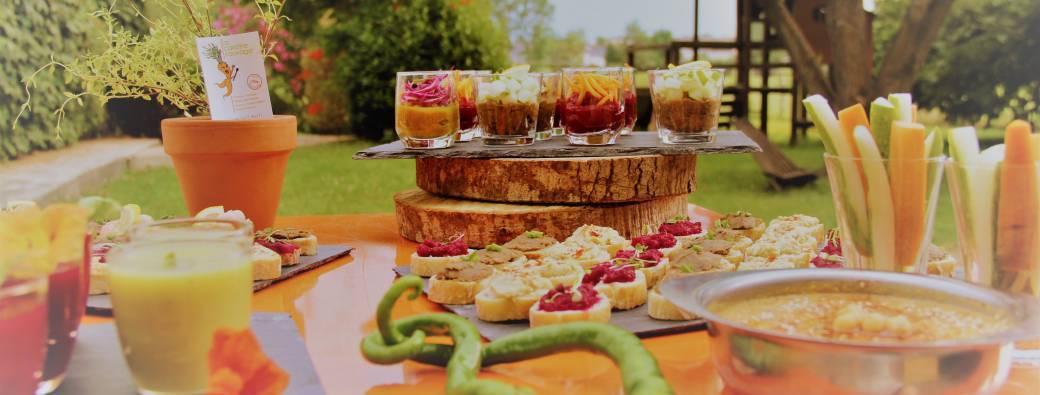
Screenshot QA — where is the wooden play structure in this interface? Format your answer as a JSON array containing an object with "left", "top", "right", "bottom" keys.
[{"left": 627, "top": 0, "right": 868, "bottom": 189}]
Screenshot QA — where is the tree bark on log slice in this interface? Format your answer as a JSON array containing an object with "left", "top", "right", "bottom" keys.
[
  {"left": 415, "top": 155, "right": 697, "bottom": 204},
  {"left": 395, "top": 189, "right": 688, "bottom": 248}
]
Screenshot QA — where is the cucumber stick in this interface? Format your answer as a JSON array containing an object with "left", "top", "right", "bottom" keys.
[
  {"left": 947, "top": 127, "right": 981, "bottom": 164},
  {"left": 803, "top": 95, "right": 841, "bottom": 155},
  {"left": 853, "top": 126, "right": 896, "bottom": 270},
  {"left": 947, "top": 127, "right": 981, "bottom": 276},
  {"left": 803, "top": 94, "right": 871, "bottom": 256},
  {"left": 870, "top": 98, "right": 896, "bottom": 158},
  {"left": 971, "top": 145, "right": 1003, "bottom": 285},
  {"left": 888, "top": 93, "right": 914, "bottom": 122}
]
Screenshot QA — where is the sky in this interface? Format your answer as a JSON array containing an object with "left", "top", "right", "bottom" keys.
[
  {"left": 548, "top": 0, "right": 737, "bottom": 41},
  {"left": 547, "top": 0, "right": 876, "bottom": 42}
]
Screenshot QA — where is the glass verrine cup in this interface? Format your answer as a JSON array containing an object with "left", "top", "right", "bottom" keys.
[
  {"left": 37, "top": 244, "right": 89, "bottom": 395},
  {"left": 108, "top": 218, "right": 253, "bottom": 394},
  {"left": 0, "top": 276, "right": 48, "bottom": 395},
  {"left": 476, "top": 70, "right": 540, "bottom": 146},
  {"left": 948, "top": 158, "right": 1040, "bottom": 358},
  {"left": 561, "top": 67, "right": 626, "bottom": 145},
  {"left": 535, "top": 72, "right": 561, "bottom": 141},
  {"left": 552, "top": 96, "right": 565, "bottom": 137},
  {"left": 947, "top": 160, "right": 1040, "bottom": 293},
  {"left": 649, "top": 65, "right": 724, "bottom": 144},
  {"left": 620, "top": 66, "right": 637, "bottom": 135},
  {"left": 395, "top": 71, "right": 460, "bottom": 149},
  {"left": 454, "top": 70, "right": 489, "bottom": 142},
  {"left": 824, "top": 154, "right": 945, "bottom": 273}
]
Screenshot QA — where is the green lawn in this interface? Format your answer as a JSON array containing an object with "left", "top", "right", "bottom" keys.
[{"left": 86, "top": 136, "right": 960, "bottom": 248}]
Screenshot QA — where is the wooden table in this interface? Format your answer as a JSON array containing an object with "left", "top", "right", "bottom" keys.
[{"left": 84, "top": 211, "right": 1040, "bottom": 394}]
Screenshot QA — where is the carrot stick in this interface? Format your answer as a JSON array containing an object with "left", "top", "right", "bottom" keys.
[
  {"left": 838, "top": 104, "right": 871, "bottom": 189},
  {"left": 996, "top": 120, "right": 1038, "bottom": 274},
  {"left": 889, "top": 121, "right": 928, "bottom": 268},
  {"left": 838, "top": 104, "right": 870, "bottom": 158}
]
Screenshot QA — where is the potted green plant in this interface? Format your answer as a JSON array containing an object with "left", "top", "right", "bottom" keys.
[{"left": 14, "top": 0, "right": 295, "bottom": 229}]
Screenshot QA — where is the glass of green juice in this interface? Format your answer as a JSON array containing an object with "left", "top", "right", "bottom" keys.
[{"left": 107, "top": 218, "right": 253, "bottom": 394}]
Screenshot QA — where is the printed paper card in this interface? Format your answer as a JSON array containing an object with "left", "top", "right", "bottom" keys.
[{"left": 196, "top": 31, "right": 274, "bottom": 120}]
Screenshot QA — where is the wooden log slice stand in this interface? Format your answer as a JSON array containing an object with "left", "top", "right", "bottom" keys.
[
  {"left": 416, "top": 155, "right": 698, "bottom": 204},
  {"left": 354, "top": 131, "right": 761, "bottom": 248}
]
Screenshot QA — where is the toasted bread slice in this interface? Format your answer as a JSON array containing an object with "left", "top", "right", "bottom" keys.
[
  {"left": 410, "top": 252, "right": 465, "bottom": 277},
  {"left": 648, "top": 287, "right": 695, "bottom": 321},
  {"left": 428, "top": 262, "right": 494, "bottom": 305},
  {"left": 88, "top": 256, "right": 110, "bottom": 295},
  {"left": 251, "top": 244, "right": 283, "bottom": 280},
  {"left": 594, "top": 271, "right": 648, "bottom": 310},
  {"left": 529, "top": 296, "right": 611, "bottom": 327}
]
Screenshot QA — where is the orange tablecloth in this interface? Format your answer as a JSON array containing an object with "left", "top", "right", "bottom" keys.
[{"left": 84, "top": 210, "right": 1040, "bottom": 394}]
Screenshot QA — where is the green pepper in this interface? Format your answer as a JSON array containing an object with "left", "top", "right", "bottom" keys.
[{"left": 361, "top": 275, "right": 675, "bottom": 395}]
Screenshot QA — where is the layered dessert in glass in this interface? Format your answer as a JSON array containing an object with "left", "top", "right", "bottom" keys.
[
  {"left": 561, "top": 67, "right": 626, "bottom": 145},
  {"left": 395, "top": 71, "right": 459, "bottom": 149},
  {"left": 552, "top": 99, "right": 565, "bottom": 136},
  {"left": 477, "top": 65, "right": 540, "bottom": 146},
  {"left": 453, "top": 70, "right": 488, "bottom": 142},
  {"left": 621, "top": 66, "right": 637, "bottom": 134},
  {"left": 649, "top": 61, "right": 724, "bottom": 144},
  {"left": 535, "top": 72, "right": 561, "bottom": 141}
]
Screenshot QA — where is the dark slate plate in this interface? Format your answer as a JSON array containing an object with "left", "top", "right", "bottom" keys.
[
  {"left": 87, "top": 245, "right": 353, "bottom": 316},
  {"left": 55, "top": 312, "right": 324, "bottom": 395},
  {"left": 393, "top": 266, "right": 707, "bottom": 340},
  {"left": 353, "top": 131, "right": 761, "bottom": 160}
]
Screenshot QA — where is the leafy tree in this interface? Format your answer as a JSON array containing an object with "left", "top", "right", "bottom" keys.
[
  {"left": 599, "top": 21, "right": 672, "bottom": 68},
  {"left": 762, "top": 0, "right": 954, "bottom": 108},
  {"left": 876, "top": 0, "right": 1040, "bottom": 123},
  {"left": 323, "top": 0, "right": 509, "bottom": 140},
  {"left": 492, "top": 0, "right": 553, "bottom": 63}
]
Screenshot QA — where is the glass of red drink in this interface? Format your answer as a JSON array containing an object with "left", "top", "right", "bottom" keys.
[
  {"left": 561, "top": 67, "right": 626, "bottom": 145},
  {"left": 453, "top": 70, "right": 488, "bottom": 142},
  {"left": 0, "top": 277, "right": 48, "bottom": 395},
  {"left": 36, "top": 237, "right": 89, "bottom": 394},
  {"left": 620, "top": 66, "right": 637, "bottom": 135}
]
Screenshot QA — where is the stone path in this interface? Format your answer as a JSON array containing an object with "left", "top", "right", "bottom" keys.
[{"left": 0, "top": 133, "right": 350, "bottom": 205}]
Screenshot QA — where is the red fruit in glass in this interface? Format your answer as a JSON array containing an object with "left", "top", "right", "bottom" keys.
[
  {"left": 38, "top": 237, "right": 88, "bottom": 393},
  {"left": 622, "top": 90, "right": 637, "bottom": 129},
  {"left": 0, "top": 279, "right": 48, "bottom": 395},
  {"left": 563, "top": 95, "right": 623, "bottom": 135},
  {"left": 459, "top": 98, "right": 478, "bottom": 130}
]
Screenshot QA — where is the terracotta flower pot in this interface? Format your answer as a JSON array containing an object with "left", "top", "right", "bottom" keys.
[{"left": 161, "top": 115, "right": 296, "bottom": 229}]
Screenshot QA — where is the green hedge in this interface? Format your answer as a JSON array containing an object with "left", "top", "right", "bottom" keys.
[
  {"left": 1, "top": 0, "right": 108, "bottom": 160},
  {"left": 323, "top": 0, "right": 509, "bottom": 140}
]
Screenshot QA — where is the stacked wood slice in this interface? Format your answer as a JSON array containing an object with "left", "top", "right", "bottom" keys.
[{"left": 396, "top": 154, "right": 697, "bottom": 247}]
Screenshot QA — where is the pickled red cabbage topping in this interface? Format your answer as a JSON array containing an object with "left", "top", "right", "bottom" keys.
[{"left": 402, "top": 74, "right": 453, "bottom": 106}]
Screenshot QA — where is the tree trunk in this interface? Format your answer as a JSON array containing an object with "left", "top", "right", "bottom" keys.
[
  {"left": 761, "top": 0, "right": 953, "bottom": 107},
  {"left": 825, "top": 0, "right": 874, "bottom": 109},
  {"left": 876, "top": 0, "right": 956, "bottom": 94},
  {"left": 759, "top": 0, "right": 836, "bottom": 100}
]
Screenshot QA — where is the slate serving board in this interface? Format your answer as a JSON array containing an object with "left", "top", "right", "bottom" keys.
[
  {"left": 353, "top": 131, "right": 761, "bottom": 160},
  {"left": 87, "top": 244, "right": 353, "bottom": 316},
  {"left": 55, "top": 313, "right": 324, "bottom": 395},
  {"left": 393, "top": 266, "right": 707, "bottom": 340}
]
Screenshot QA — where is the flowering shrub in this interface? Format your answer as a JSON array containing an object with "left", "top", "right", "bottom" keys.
[
  {"left": 214, "top": 1, "right": 345, "bottom": 131},
  {"left": 323, "top": 0, "right": 509, "bottom": 139}
]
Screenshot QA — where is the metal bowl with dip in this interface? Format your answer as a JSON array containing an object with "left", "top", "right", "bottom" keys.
[{"left": 659, "top": 269, "right": 1040, "bottom": 395}]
